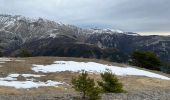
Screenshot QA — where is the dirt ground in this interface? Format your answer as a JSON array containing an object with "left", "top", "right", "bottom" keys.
[{"left": 0, "top": 57, "right": 169, "bottom": 100}]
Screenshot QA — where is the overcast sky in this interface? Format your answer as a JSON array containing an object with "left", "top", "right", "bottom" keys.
[{"left": 0, "top": 0, "right": 170, "bottom": 35}]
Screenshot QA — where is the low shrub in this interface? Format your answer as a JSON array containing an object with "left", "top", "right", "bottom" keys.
[{"left": 98, "top": 69, "right": 124, "bottom": 93}]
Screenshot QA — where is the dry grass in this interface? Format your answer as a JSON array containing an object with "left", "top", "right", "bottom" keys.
[
  {"left": 0, "top": 57, "right": 169, "bottom": 95},
  {"left": 119, "top": 76, "right": 170, "bottom": 91}
]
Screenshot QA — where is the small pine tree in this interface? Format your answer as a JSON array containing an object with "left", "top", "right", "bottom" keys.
[
  {"left": 98, "top": 69, "right": 124, "bottom": 93},
  {"left": 19, "top": 49, "right": 32, "bottom": 57},
  {"left": 72, "top": 70, "right": 101, "bottom": 100},
  {"left": 87, "top": 86, "right": 101, "bottom": 100}
]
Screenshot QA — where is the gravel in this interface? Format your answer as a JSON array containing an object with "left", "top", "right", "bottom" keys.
[{"left": 0, "top": 89, "right": 169, "bottom": 100}]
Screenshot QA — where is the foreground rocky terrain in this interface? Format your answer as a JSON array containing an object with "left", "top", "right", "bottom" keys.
[
  {"left": 0, "top": 14, "right": 170, "bottom": 62},
  {"left": 0, "top": 89, "right": 170, "bottom": 100},
  {"left": 0, "top": 57, "right": 169, "bottom": 100}
]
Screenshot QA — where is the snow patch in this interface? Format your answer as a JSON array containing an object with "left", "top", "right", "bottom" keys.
[
  {"left": 8, "top": 74, "right": 45, "bottom": 78},
  {"left": 0, "top": 58, "right": 12, "bottom": 64},
  {"left": 22, "top": 74, "right": 45, "bottom": 78},
  {"left": 0, "top": 58, "right": 25, "bottom": 64},
  {"left": 49, "top": 33, "right": 58, "bottom": 38},
  {"left": 89, "top": 28, "right": 124, "bottom": 35},
  {"left": 0, "top": 80, "right": 62, "bottom": 89},
  {"left": 0, "top": 58, "right": 12, "bottom": 62},
  {"left": 0, "top": 74, "right": 63, "bottom": 88},
  {"left": 0, "top": 76, "right": 17, "bottom": 81},
  {"left": 32, "top": 61, "right": 170, "bottom": 80},
  {"left": 1, "top": 74, "right": 45, "bottom": 81}
]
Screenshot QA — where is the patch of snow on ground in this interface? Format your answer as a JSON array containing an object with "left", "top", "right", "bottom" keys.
[
  {"left": 0, "top": 76, "right": 17, "bottom": 81},
  {"left": 0, "top": 58, "right": 12, "bottom": 66},
  {"left": 22, "top": 74, "right": 45, "bottom": 77},
  {"left": 0, "top": 80, "right": 62, "bottom": 89},
  {"left": 0, "top": 74, "right": 63, "bottom": 88},
  {"left": 0, "top": 74, "right": 45, "bottom": 81},
  {"left": 32, "top": 61, "right": 170, "bottom": 80},
  {"left": 0, "top": 58, "right": 25, "bottom": 63},
  {"left": 8, "top": 74, "right": 20, "bottom": 78},
  {"left": 49, "top": 33, "right": 58, "bottom": 38},
  {"left": 0, "top": 58, "right": 11, "bottom": 62},
  {"left": 0, "top": 58, "right": 19, "bottom": 64},
  {"left": 8, "top": 74, "right": 45, "bottom": 78}
]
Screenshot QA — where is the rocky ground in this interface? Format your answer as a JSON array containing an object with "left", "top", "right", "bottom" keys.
[{"left": 0, "top": 89, "right": 169, "bottom": 100}]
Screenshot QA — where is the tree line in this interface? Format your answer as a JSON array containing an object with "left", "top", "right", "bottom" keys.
[
  {"left": 0, "top": 49, "right": 170, "bottom": 74},
  {"left": 130, "top": 51, "right": 170, "bottom": 74}
]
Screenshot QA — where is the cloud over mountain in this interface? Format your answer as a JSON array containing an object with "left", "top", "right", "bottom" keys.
[{"left": 0, "top": 0, "right": 170, "bottom": 35}]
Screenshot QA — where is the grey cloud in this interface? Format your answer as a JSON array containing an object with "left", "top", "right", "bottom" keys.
[{"left": 0, "top": 0, "right": 170, "bottom": 35}]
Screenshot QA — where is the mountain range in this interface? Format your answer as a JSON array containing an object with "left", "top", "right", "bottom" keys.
[{"left": 0, "top": 14, "right": 170, "bottom": 62}]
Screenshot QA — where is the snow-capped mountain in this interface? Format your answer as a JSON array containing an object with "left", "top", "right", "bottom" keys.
[
  {"left": 85, "top": 28, "right": 139, "bottom": 36},
  {"left": 88, "top": 28, "right": 124, "bottom": 34},
  {"left": 0, "top": 14, "right": 170, "bottom": 62}
]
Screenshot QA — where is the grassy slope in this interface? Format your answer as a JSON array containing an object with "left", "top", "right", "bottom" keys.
[{"left": 0, "top": 57, "right": 169, "bottom": 95}]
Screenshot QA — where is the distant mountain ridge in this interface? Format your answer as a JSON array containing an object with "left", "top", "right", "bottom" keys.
[{"left": 0, "top": 14, "right": 170, "bottom": 62}]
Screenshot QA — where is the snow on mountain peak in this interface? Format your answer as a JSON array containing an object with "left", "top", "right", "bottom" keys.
[
  {"left": 89, "top": 28, "right": 124, "bottom": 34},
  {"left": 87, "top": 28, "right": 140, "bottom": 36}
]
